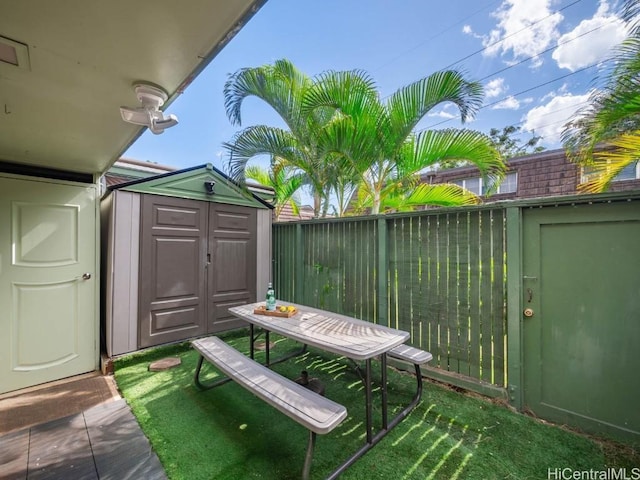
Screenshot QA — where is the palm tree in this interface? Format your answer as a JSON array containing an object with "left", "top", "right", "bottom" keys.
[
  {"left": 244, "top": 161, "right": 306, "bottom": 221},
  {"left": 302, "top": 69, "right": 505, "bottom": 214},
  {"left": 223, "top": 59, "right": 351, "bottom": 217},
  {"left": 562, "top": 0, "right": 640, "bottom": 193},
  {"left": 224, "top": 60, "right": 505, "bottom": 216}
]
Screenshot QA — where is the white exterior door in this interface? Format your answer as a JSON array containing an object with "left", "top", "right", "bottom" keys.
[{"left": 0, "top": 176, "right": 97, "bottom": 394}]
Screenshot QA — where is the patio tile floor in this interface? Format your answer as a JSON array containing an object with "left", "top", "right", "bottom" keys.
[{"left": 0, "top": 375, "right": 166, "bottom": 480}]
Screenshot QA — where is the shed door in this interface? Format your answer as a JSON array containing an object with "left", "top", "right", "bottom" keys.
[
  {"left": 139, "top": 196, "right": 207, "bottom": 347},
  {"left": 0, "top": 177, "right": 97, "bottom": 394},
  {"left": 522, "top": 202, "right": 640, "bottom": 443},
  {"left": 208, "top": 204, "right": 256, "bottom": 333}
]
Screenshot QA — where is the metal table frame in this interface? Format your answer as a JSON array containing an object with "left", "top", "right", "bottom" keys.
[{"left": 229, "top": 301, "right": 424, "bottom": 479}]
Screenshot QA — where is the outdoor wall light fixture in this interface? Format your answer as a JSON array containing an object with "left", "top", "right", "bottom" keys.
[
  {"left": 120, "top": 83, "right": 178, "bottom": 135},
  {"left": 204, "top": 180, "right": 216, "bottom": 195}
]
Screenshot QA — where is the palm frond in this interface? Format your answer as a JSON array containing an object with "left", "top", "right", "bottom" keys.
[
  {"left": 303, "top": 69, "right": 381, "bottom": 117},
  {"left": 578, "top": 131, "right": 640, "bottom": 193},
  {"left": 316, "top": 113, "right": 385, "bottom": 173},
  {"left": 374, "top": 183, "right": 480, "bottom": 212},
  {"left": 244, "top": 163, "right": 306, "bottom": 219},
  {"left": 562, "top": 30, "right": 640, "bottom": 157},
  {"left": 223, "top": 126, "right": 304, "bottom": 183},
  {"left": 244, "top": 165, "right": 271, "bottom": 186},
  {"left": 622, "top": 0, "right": 640, "bottom": 36},
  {"left": 386, "top": 70, "right": 484, "bottom": 142},
  {"left": 223, "top": 59, "right": 310, "bottom": 131},
  {"left": 400, "top": 129, "right": 505, "bottom": 179}
]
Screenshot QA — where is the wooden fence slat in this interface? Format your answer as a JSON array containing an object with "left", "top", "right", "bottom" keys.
[
  {"left": 445, "top": 213, "right": 458, "bottom": 374},
  {"left": 397, "top": 218, "right": 413, "bottom": 333},
  {"left": 420, "top": 216, "right": 429, "bottom": 352},
  {"left": 468, "top": 212, "right": 482, "bottom": 380},
  {"left": 492, "top": 210, "right": 507, "bottom": 387},
  {"left": 457, "top": 212, "right": 471, "bottom": 377},
  {"left": 429, "top": 215, "right": 443, "bottom": 369},
  {"left": 437, "top": 214, "right": 449, "bottom": 369},
  {"left": 480, "top": 210, "right": 495, "bottom": 383},
  {"left": 410, "top": 217, "right": 421, "bottom": 345},
  {"left": 390, "top": 218, "right": 398, "bottom": 330},
  {"left": 366, "top": 220, "right": 375, "bottom": 322},
  {"left": 358, "top": 221, "right": 364, "bottom": 319}
]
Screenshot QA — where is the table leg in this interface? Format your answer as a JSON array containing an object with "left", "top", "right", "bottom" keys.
[
  {"left": 381, "top": 353, "right": 388, "bottom": 430},
  {"left": 327, "top": 353, "right": 421, "bottom": 480},
  {"left": 249, "top": 324, "right": 255, "bottom": 359},
  {"left": 193, "top": 355, "right": 232, "bottom": 390},
  {"left": 249, "top": 325, "right": 306, "bottom": 367},
  {"left": 365, "top": 358, "right": 373, "bottom": 444},
  {"left": 265, "top": 330, "right": 270, "bottom": 366}
]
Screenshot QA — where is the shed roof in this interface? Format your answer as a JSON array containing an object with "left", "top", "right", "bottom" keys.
[{"left": 109, "top": 163, "right": 273, "bottom": 210}]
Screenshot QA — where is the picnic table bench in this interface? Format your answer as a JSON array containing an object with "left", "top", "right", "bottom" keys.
[{"left": 192, "top": 336, "right": 347, "bottom": 480}]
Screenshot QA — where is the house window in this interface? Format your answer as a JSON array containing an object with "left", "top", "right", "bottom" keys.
[
  {"left": 581, "top": 161, "right": 639, "bottom": 184},
  {"left": 454, "top": 172, "right": 517, "bottom": 195},
  {"left": 453, "top": 177, "right": 481, "bottom": 195},
  {"left": 615, "top": 162, "right": 639, "bottom": 181},
  {"left": 482, "top": 172, "right": 518, "bottom": 195}
]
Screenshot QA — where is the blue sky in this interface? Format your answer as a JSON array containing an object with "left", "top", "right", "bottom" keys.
[{"left": 124, "top": 0, "right": 628, "bottom": 175}]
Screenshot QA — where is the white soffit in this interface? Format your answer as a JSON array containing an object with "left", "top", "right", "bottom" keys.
[{"left": 0, "top": 0, "right": 266, "bottom": 175}]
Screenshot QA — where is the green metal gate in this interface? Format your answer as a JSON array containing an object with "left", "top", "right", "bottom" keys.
[{"left": 521, "top": 200, "right": 640, "bottom": 443}]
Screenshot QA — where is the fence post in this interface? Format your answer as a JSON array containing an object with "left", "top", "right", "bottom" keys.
[
  {"left": 295, "top": 223, "right": 304, "bottom": 304},
  {"left": 377, "top": 216, "right": 388, "bottom": 327},
  {"left": 506, "top": 206, "right": 523, "bottom": 410}
]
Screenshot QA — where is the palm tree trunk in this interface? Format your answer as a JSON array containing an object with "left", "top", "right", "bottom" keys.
[
  {"left": 313, "top": 193, "right": 321, "bottom": 218},
  {"left": 371, "top": 190, "right": 381, "bottom": 215}
]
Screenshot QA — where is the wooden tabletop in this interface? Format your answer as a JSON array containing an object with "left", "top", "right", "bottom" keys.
[{"left": 229, "top": 301, "right": 409, "bottom": 361}]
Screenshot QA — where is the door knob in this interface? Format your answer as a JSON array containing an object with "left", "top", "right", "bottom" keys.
[
  {"left": 82, "top": 273, "right": 92, "bottom": 280},
  {"left": 523, "top": 308, "right": 534, "bottom": 317}
]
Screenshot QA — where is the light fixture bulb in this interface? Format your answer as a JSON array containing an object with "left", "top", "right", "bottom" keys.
[{"left": 120, "top": 82, "right": 178, "bottom": 134}]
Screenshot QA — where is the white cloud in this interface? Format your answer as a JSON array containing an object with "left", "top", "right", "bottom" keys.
[
  {"left": 521, "top": 91, "right": 591, "bottom": 145},
  {"left": 427, "top": 109, "right": 457, "bottom": 120},
  {"left": 540, "top": 83, "right": 568, "bottom": 102},
  {"left": 552, "top": 1, "right": 628, "bottom": 71},
  {"left": 462, "top": 24, "right": 484, "bottom": 39},
  {"left": 485, "top": 78, "right": 507, "bottom": 98},
  {"left": 428, "top": 103, "right": 458, "bottom": 119},
  {"left": 492, "top": 96, "right": 520, "bottom": 110},
  {"left": 483, "top": 0, "right": 563, "bottom": 67}
]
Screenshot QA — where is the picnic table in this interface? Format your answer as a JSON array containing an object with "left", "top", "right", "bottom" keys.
[{"left": 193, "top": 301, "right": 432, "bottom": 478}]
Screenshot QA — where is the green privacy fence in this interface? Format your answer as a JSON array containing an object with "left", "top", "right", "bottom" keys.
[{"left": 272, "top": 206, "right": 508, "bottom": 393}]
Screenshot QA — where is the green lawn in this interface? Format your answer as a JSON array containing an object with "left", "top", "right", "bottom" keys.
[{"left": 114, "top": 331, "right": 638, "bottom": 480}]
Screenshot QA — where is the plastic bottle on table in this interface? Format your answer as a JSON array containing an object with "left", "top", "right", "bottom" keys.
[{"left": 266, "top": 282, "right": 276, "bottom": 311}]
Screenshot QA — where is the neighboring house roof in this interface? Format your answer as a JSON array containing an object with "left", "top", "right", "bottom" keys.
[
  {"left": 104, "top": 158, "right": 177, "bottom": 187},
  {"left": 276, "top": 204, "right": 316, "bottom": 222},
  {"left": 420, "top": 147, "right": 640, "bottom": 204},
  {"left": 419, "top": 148, "right": 579, "bottom": 201}
]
